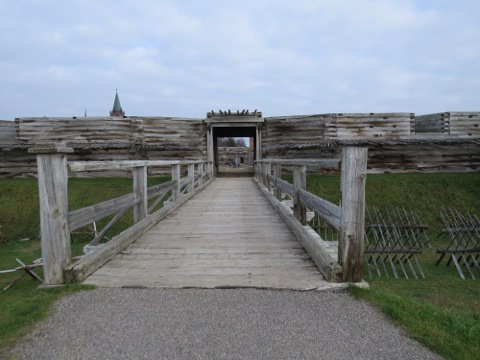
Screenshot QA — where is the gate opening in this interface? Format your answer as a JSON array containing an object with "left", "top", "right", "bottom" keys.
[{"left": 205, "top": 110, "right": 263, "bottom": 177}]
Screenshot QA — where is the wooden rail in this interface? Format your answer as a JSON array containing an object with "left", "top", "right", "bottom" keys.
[
  {"left": 29, "top": 143, "right": 214, "bottom": 285},
  {"left": 254, "top": 148, "right": 368, "bottom": 282}
]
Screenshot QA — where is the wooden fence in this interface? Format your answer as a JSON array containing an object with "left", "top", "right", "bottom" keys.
[
  {"left": 29, "top": 143, "right": 214, "bottom": 285},
  {"left": 254, "top": 147, "right": 368, "bottom": 282}
]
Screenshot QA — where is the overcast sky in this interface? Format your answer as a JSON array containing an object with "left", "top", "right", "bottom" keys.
[{"left": 0, "top": 0, "right": 479, "bottom": 120}]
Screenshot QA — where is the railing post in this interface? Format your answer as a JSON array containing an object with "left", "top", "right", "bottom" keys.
[
  {"left": 172, "top": 164, "right": 181, "bottom": 201},
  {"left": 133, "top": 165, "right": 147, "bottom": 223},
  {"left": 255, "top": 125, "right": 262, "bottom": 160},
  {"left": 339, "top": 147, "right": 368, "bottom": 282},
  {"left": 265, "top": 162, "right": 272, "bottom": 191},
  {"left": 208, "top": 161, "right": 214, "bottom": 179},
  {"left": 28, "top": 143, "right": 73, "bottom": 285},
  {"left": 199, "top": 162, "right": 205, "bottom": 185},
  {"left": 273, "top": 163, "right": 282, "bottom": 200},
  {"left": 293, "top": 164, "right": 307, "bottom": 225},
  {"left": 261, "top": 162, "right": 268, "bottom": 187},
  {"left": 188, "top": 163, "right": 195, "bottom": 192}
]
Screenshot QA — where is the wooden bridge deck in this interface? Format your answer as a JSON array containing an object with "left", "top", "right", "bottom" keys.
[{"left": 84, "top": 178, "right": 343, "bottom": 290}]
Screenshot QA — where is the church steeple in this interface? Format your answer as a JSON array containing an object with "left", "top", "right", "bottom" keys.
[{"left": 110, "top": 89, "right": 125, "bottom": 117}]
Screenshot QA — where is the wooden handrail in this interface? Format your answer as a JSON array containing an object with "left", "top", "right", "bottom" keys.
[
  {"left": 28, "top": 143, "right": 214, "bottom": 285},
  {"left": 254, "top": 148, "right": 368, "bottom": 282}
]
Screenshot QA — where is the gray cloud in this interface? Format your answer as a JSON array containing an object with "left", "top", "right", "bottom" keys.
[{"left": 0, "top": 0, "right": 479, "bottom": 119}]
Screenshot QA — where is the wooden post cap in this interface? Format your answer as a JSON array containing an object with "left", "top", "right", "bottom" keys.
[{"left": 28, "top": 142, "right": 74, "bottom": 154}]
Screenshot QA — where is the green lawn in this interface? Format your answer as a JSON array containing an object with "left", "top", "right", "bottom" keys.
[{"left": 0, "top": 240, "right": 93, "bottom": 355}]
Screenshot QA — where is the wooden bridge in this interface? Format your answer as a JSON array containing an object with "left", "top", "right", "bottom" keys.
[
  {"left": 84, "top": 178, "right": 342, "bottom": 290},
  {"left": 29, "top": 144, "right": 368, "bottom": 289}
]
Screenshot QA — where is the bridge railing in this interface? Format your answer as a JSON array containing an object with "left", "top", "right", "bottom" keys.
[
  {"left": 254, "top": 147, "right": 368, "bottom": 282},
  {"left": 29, "top": 143, "right": 214, "bottom": 285}
]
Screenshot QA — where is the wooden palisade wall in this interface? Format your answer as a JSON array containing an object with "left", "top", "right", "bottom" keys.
[
  {"left": 263, "top": 112, "right": 480, "bottom": 173},
  {"left": 0, "top": 116, "right": 207, "bottom": 177},
  {"left": 0, "top": 112, "right": 479, "bottom": 177}
]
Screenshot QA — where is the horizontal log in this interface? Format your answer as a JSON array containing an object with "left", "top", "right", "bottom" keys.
[
  {"left": 68, "top": 193, "right": 137, "bottom": 231},
  {"left": 257, "top": 159, "right": 340, "bottom": 169},
  {"left": 68, "top": 160, "right": 205, "bottom": 172},
  {"left": 147, "top": 180, "right": 176, "bottom": 199},
  {"left": 298, "top": 190, "right": 341, "bottom": 231},
  {"left": 274, "top": 178, "right": 294, "bottom": 197}
]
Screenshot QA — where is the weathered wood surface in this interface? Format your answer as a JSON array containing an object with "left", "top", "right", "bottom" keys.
[
  {"left": 0, "top": 120, "right": 17, "bottom": 143},
  {"left": 415, "top": 112, "right": 480, "bottom": 136},
  {"left": 264, "top": 113, "right": 413, "bottom": 148},
  {"left": 84, "top": 178, "right": 342, "bottom": 290},
  {"left": 34, "top": 149, "right": 73, "bottom": 285},
  {"left": 339, "top": 147, "right": 368, "bottom": 282},
  {"left": 2, "top": 113, "right": 479, "bottom": 178},
  {"left": 65, "top": 178, "right": 213, "bottom": 283},
  {"left": 254, "top": 178, "right": 343, "bottom": 282},
  {"left": 298, "top": 190, "right": 341, "bottom": 231}
]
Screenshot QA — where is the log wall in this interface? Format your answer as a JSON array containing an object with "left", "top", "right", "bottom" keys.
[
  {"left": 0, "top": 112, "right": 479, "bottom": 177},
  {"left": 0, "top": 116, "right": 207, "bottom": 178},
  {"left": 415, "top": 112, "right": 480, "bottom": 136},
  {"left": 0, "top": 121, "right": 18, "bottom": 144},
  {"left": 263, "top": 112, "right": 480, "bottom": 173}
]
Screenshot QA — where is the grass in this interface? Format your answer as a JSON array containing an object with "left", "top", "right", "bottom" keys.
[
  {"left": 0, "top": 240, "right": 95, "bottom": 357},
  {"left": 0, "top": 176, "right": 169, "bottom": 355},
  {"left": 305, "top": 172, "right": 480, "bottom": 360},
  {"left": 0, "top": 173, "right": 479, "bottom": 358}
]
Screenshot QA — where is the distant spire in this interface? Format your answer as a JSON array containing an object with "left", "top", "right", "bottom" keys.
[
  {"left": 84, "top": 108, "right": 87, "bottom": 117},
  {"left": 110, "top": 89, "right": 125, "bottom": 117}
]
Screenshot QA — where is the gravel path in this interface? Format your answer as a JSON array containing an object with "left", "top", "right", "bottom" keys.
[{"left": 8, "top": 288, "right": 441, "bottom": 360}]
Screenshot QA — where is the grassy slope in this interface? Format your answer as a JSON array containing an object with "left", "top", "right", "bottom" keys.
[{"left": 307, "top": 172, "right": 480, "bottom": 360}]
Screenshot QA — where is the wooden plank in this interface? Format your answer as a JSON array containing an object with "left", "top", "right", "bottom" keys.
[
  {"left": 68, "top": 193, "right": 137, "bottom": 231},
  {"left": 298, "top": 190, "right": 341, "bottom": 231},
  {"left": 68, "top": 160, "right": 183, "bottom": 172}
]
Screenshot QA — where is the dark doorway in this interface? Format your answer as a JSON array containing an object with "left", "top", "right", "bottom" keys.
[{"left": 213, "top": 127, "right": 256, "bottom": 177}]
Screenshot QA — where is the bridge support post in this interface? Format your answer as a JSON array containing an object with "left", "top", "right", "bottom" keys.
[
  {"left": 133, "top": 165, "right": 147, "bottom": 223},
  {"left": 172, "top": 164, "right": 181, "bottom": 201},
  {"left": 188, "top": 163, "right": 195, "bottom": 192},
  {"left": 264, "top": 162, "right": 272, "bottom": 191},
  {"left": 28, "top": 143, "right": 73, "bottom": 285},
  {"left": 260, "top": 162, "right": 267, "bottom": 187},
  {"left": 206, "top": 162, "right": 211, "bottom": 180},
  {"left": 199, "top": 162, "right": 205, "bottom": 186},
  {"left": 255, "top": 126, "right": 262, "bottom": 160},
  {"left": 272, "top": 164, "right": 282, "bottom": 200},
  {"left": 293, "top": 165, "right": 307, "bottom": 225},
  {"left": 339, "top": 147, "right": 368, "bottom": 282}
]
